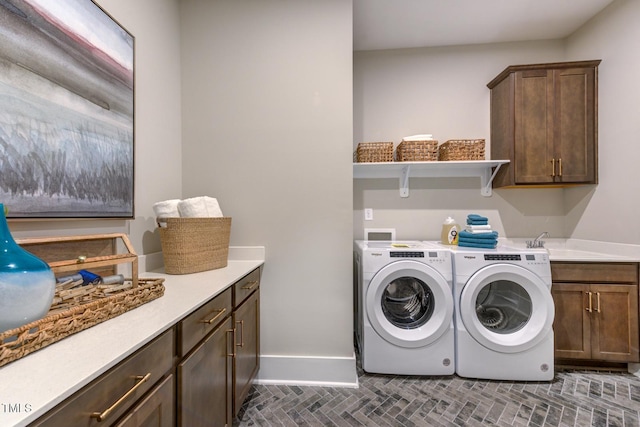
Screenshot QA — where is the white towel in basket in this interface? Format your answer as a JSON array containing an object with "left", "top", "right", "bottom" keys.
[
  {"left": 402, "top": 134, "right": 433, "bottom": 141},
  {"left": 153, "top": 199, "right": 181, "bottom": 218},
  {"left": 177, "top": 196, "right": 224, "bottom": 218}
]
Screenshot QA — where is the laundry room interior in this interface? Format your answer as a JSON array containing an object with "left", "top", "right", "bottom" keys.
[{"left": 2, "top": 0, "right": 640, "bottom": 426}]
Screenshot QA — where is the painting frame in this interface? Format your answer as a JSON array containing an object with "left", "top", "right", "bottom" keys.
[{"left": 0, "top": 0, "right": 135, "bottom": 219}]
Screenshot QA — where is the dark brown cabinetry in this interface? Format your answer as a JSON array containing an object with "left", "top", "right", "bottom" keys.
[
  {"left": 31, "top": 329, "right": 175, "bottom": 427},
  {"left": 488, "top": 60, "right": 601, "bottom": 188},
  {"left": 177, "top": 288, "right": 233, "bottom": 427},
  {"left": 32, "top": 266, "right": 262, "bottom": 427},
  {"left": 551, "top": 262, "right": 639, "bottom": 363},
  {"left": 232, "top": 268, "right": 261, "bottom": 417}
]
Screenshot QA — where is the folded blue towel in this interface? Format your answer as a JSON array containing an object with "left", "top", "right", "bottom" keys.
[
  {"left": 459, "top": 230, "right": 498, "bottom": 240},
  {"left": 467, "top": 214, "right": 489, "bottom": 226},
  {"left": 458, "top": 241, "right": 497, "bottom": 249},
  {"left": 467, "top": 214, "right": 488, "bottom": 221}
]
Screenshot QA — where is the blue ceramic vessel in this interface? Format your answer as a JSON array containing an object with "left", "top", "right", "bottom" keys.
[{"left": 0, "top": 204, "right": 56, "bottom": 333}]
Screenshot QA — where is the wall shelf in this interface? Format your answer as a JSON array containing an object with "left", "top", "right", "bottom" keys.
[{"left": 353, "top": 160, "right": 510, "bottom": 197}]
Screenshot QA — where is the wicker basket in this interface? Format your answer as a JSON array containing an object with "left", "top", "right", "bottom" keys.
[
  {"left": 0, "top": 278, "right": 165, "bottom": 368},
  {"left": 438, "top": 139, "right": 485, "bottom": 161},
  {"left": 396, "top": 140, "right": 438, "bottom": 162},
  {"left": 355, "top": 142, "right": 394, "bottom": 163},
  {"left": 158, "top": 217, "right": 231, "bottom": 274}
]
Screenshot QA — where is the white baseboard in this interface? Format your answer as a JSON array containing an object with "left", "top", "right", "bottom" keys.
[{"left": 256, "top": 354, "right": 359, "bottom": 388}]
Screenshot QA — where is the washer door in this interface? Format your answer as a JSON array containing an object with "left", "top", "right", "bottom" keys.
[
  {"left": 366, "top": 260, "right": 453, "bottom": 348},
  {"left": 459, "top": 263, "right": 554, "bottom": 354}
]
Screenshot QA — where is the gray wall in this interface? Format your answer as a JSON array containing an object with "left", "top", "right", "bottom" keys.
[{"left": 179, "top": 0, "right": 355, "bottom": 380}]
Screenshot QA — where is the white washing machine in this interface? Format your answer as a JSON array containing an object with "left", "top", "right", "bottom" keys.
[
  {"left": 354, "top": 240, "right": 455, "bottom": 375},
  {"left": 445, "top": 244, "right": 555, "bottom": 381}
]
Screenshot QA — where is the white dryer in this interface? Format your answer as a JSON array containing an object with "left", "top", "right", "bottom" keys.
[
  {"left": 354, "top": 241, "right": 454, "bottom": 375},
  {"left": 447, "top": 244, "right": 555, "bottom": 381}
]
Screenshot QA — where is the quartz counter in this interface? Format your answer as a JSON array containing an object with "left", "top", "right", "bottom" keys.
[
  {"left": 0, "top": 248, "right": 264, "bottom": 427},
  {"left": 503, "top": 238, "right": 640, "bottom": 263}
]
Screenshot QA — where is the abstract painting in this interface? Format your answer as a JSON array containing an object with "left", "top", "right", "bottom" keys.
[{"left": 0, "top": 0, "right": 134, "bottom": 218}]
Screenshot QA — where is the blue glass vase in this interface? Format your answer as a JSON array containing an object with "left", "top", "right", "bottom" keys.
[{"left": 0, "top": 204, "right": 56, "bottom": 333}]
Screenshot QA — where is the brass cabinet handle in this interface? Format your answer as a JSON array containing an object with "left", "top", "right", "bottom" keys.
[
  {"left": 90, "top": 373, "right": 151, "bottom": 421},
  {"left": 199, "top": 308, "right": 226, "bottom": 325},
  {"left": 558, "top": 158, "right": 563, "bottom": 177},
  {"left": 241, "top": 280, "right": 259, "bottom": 291},
  {"left": 227, "top": 329, "right": 236, "bottom": 357},
  {"left": 586, "top": 291, "right": 593, "bottom": 312},
  {"left": 595, "top": 292, "right": 601, "bottom": 313},
  {"left": 236, "top": 320, "right": 245, "bottom": 347},
  {"left": 550, "top": 159, "right": 556, "bottom": 177}
]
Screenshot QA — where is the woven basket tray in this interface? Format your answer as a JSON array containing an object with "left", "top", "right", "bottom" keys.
[
  {"left": 438, "top": 139, "right": 485, "bottom": 161},
  {"left": 0, "top": 278, "right": 165, "bottom": 368},
  {"left": 396, "top": 140, "right": 438, "bottom": 161},
  {"left": 355, "top": 142, "right": 394, "bottom": 163},
  {"left": 158, "top": 217, "right": 231, "bottom": 274}
]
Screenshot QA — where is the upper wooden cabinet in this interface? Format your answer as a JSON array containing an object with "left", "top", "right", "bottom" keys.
[{"left": 488, "top": 60, "right": 601, "bottom": 188}]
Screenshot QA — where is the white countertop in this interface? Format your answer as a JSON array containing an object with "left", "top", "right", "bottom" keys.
[
  {"left": 0, "top": 248, "right": 265, "bottom": 427},
  {"left": 503, "top": 238, "right": 640, "bottom": 262}
]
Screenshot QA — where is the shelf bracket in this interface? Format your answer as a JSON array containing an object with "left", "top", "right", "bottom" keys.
[
  {"left": 480, "top": 163, "right": 504, "bottom": 197},
  {"left": 400, "top": 165, "right": 410, "bottom": 198}
]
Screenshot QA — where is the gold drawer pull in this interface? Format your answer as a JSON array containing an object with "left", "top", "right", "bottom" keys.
[
  {"left": 241, "top": 280, "right": 259, "bottom": 291},
  {"left": 199, "top": 308, "right": 227, "bottom": 324},
  {"left": 227, "top": 329, "right": 236, "bottom": 357},
  {"left": 595, "top": 292, "right": 601, "bottom": 313},
  {"left": 550, "top": 159, "right": 556, "bottom": 177},
  {"left": 90, "top": 373, "right": 151, "bottom": 422},
  {"left": 558, "top": 158, "right": 563, "bottom": 177},
  {"left": 236, "top": 320, "right": 245, "bottom": 347},
  {"left": 586, "top": 291, "right": 593, "bottom": 312}
]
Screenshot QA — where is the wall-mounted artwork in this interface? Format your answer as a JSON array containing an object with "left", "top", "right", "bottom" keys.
[{"left": 0, "top": 0, "right": 134, "bottom": 218}]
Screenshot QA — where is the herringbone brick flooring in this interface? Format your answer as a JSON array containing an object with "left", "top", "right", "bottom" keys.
[{"left": 235, "top": 362, "right": 640, "bottom": 426}]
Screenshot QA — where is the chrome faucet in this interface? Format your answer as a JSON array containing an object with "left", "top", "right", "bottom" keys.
[{"left": 526, "top": 232, "right": 549, "bottom": 249}]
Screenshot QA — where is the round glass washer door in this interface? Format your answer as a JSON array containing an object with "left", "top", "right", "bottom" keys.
[
  {"left": 459, "top": 263, "right": 554, "bottom": 354},
  {"left": 366, "top": 260, "right": 453, "bottom": 348}
]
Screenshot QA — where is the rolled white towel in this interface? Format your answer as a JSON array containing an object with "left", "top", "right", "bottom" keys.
[
  {"left": 178, "top": 196, "right": 224, "bottom": 218},
  {"left": 153, "top": 199, "right": 181, "bottom": 218}
]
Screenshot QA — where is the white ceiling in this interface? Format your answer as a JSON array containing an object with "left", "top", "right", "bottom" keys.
[{"left": 353, "top": 0, "right": 616, "bottom": 51}]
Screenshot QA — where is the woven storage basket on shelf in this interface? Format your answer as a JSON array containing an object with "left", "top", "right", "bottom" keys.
[
  {"left": 158, "top": 217, "right": 231, "bottom": 274},
  {"left": 355, "top": 142, "right": 394, "bottom": 163},
  {"left": 438, "top": 139, "right": 485, "bottom": 161},
  {"left": 396, "top": 140, "right": 438, "bottom": 162}
]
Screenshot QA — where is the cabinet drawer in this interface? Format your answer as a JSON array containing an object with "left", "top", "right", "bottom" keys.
[
  {"left": 552, "top": 262, "right": 638, "bottom": 284},
  {"left": 234, "top": 268, "right": 261, "bottom": 308},
  {"left": 33, "top": 329, "right": 174, "bottom": 427},
  {"left": 179, "top": 287, "right": 232, "bottom": 357}
]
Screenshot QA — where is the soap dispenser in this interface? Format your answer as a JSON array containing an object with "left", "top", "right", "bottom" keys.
[{"left": 440, "top": 216, "right": 460, "bottom": 245}]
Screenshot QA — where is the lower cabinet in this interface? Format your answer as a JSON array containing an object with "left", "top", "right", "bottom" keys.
[
  {"left": 178, "top": 317, "right": 233, "bottom": 427},
  {"left": 551, "top": 262, "right": 639, "bottom": 363},
  {"left": 233, "top": 287, "right": 260, "bottom": 417},
  {"left": 32, "top": 266, "right": 262, "bottom": 427},
  {"left": 176, "top": 267, "right": 261, "bottom": 426},
  {"left": 31, "top": 329, "right": 175, "bottom": 427}
]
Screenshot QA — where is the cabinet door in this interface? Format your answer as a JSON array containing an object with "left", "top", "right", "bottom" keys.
[
  {"left": 591, "top": 284, "right": 639, "bottom": 362},
  {"left": 514, "top": 69, "right": 555, "bottom": 184},
  {"left": 233, "top": 289, "right": 260, "bottom": 417},
  {"left": 554, "top": 66, "right": 597, "bottom": 183},
  {"left": 551, "top": 283, "right": 591, "bottom": 359},
  {"left": 178, "top": 317, "right": 233, "bottom": 427},
  {"left": 114, "top": 374, "right": 175, "bottom": 427}
]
